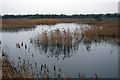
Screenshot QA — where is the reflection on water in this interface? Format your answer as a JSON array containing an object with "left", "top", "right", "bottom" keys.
[
  {"left": 2, "top": 27, "right": 35, "bottom": 33},
  {"left": 1, "top": 23, "right": 119, "bottom": 78},
  {"left": 85, "top": 44, "right": 91, "bottom": 52},
  {"left": 31, "top": 42, "right": 79, "bottom": 60}
]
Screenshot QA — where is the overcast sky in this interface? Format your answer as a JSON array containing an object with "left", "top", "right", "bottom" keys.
[{"left": 0, "top": 0, "right": 119, "bottom": 15}]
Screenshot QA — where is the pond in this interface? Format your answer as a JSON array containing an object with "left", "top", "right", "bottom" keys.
[{"left": 1, "top": 23, "right": 118, "bottom": 78}]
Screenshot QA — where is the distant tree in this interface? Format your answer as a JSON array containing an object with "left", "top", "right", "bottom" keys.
[
  {"left": 2, "top": 13, "right": 118, "bottom": 19},
  {"left": 94, "top": 15, "right": 102, "bottom": 21}
]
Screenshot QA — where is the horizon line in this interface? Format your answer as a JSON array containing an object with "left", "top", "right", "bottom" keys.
[{"left": 1, "top": 12, "right": 119, "bottom": 16}]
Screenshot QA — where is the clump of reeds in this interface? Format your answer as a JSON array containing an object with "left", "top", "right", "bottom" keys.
[
  {"left": 30, "top": 28, "right": 85, "bottom": 59},
  {"left": 2, "top": 52, "right": 23, "bottom": 78},
  {"left": 82, "top": 20, "right": 119, "bottom": 44},
  {"left": 33, "top": 28, "right": 82, "bottom": 47}
]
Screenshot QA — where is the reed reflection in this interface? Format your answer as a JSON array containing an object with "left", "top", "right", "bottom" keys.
[{"left": 30, "top": 28, "right": 82, "bottom": 59}]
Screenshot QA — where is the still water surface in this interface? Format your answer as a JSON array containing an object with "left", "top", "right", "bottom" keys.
[{"left": 1, "top": 23, "right": 118, "bottom": 78}]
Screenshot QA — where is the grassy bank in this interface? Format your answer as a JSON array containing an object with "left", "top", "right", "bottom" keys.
[{"left": 2, "top": 18, "right": 97, "bottom": 29}]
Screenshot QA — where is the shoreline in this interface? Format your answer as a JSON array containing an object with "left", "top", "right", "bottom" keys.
[{"left": 2, "top": 18, "right": 100, "bottom": 29}]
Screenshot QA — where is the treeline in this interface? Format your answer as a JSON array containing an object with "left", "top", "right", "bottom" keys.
[{"left": 2, "top": 13, "right": 119, "bottom": 19}]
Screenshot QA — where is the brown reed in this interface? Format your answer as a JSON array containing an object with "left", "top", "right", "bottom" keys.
[
  {"left": 82, "top": 19, "right": 119, "bottom": 43},
  {"left": 33, "top": 28, "right": 82, "bottom": 47}
]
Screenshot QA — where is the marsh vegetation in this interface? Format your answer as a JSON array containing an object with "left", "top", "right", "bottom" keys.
[{"left": 1, "top": 19, "right": 119, "bottom": 79}]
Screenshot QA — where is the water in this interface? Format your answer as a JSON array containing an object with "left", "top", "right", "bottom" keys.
[{"left": 1, "top": 23, "right": 118, "bottom": 78}]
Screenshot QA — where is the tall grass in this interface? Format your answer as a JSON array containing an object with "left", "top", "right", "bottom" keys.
[{"left": 82, "top": 19, "right": 119, "bottom": 43}]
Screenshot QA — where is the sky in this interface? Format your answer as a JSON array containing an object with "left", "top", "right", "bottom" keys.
[{"left": 0, "top": 0, "right": 119, "bottom": 15}]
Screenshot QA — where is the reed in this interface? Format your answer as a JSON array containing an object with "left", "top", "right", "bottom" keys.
[
  {"left": 33, "top": 28, "right": 82, "bottom": 47},
  {"left": 82, "top": 19, "right": 119, "bottom": 43},
  {"left": 55, "top": 29, "right": 62, "bottom": 46},
  {"left": 42, "top": 31, "right": 48, "bottom": 45}
]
